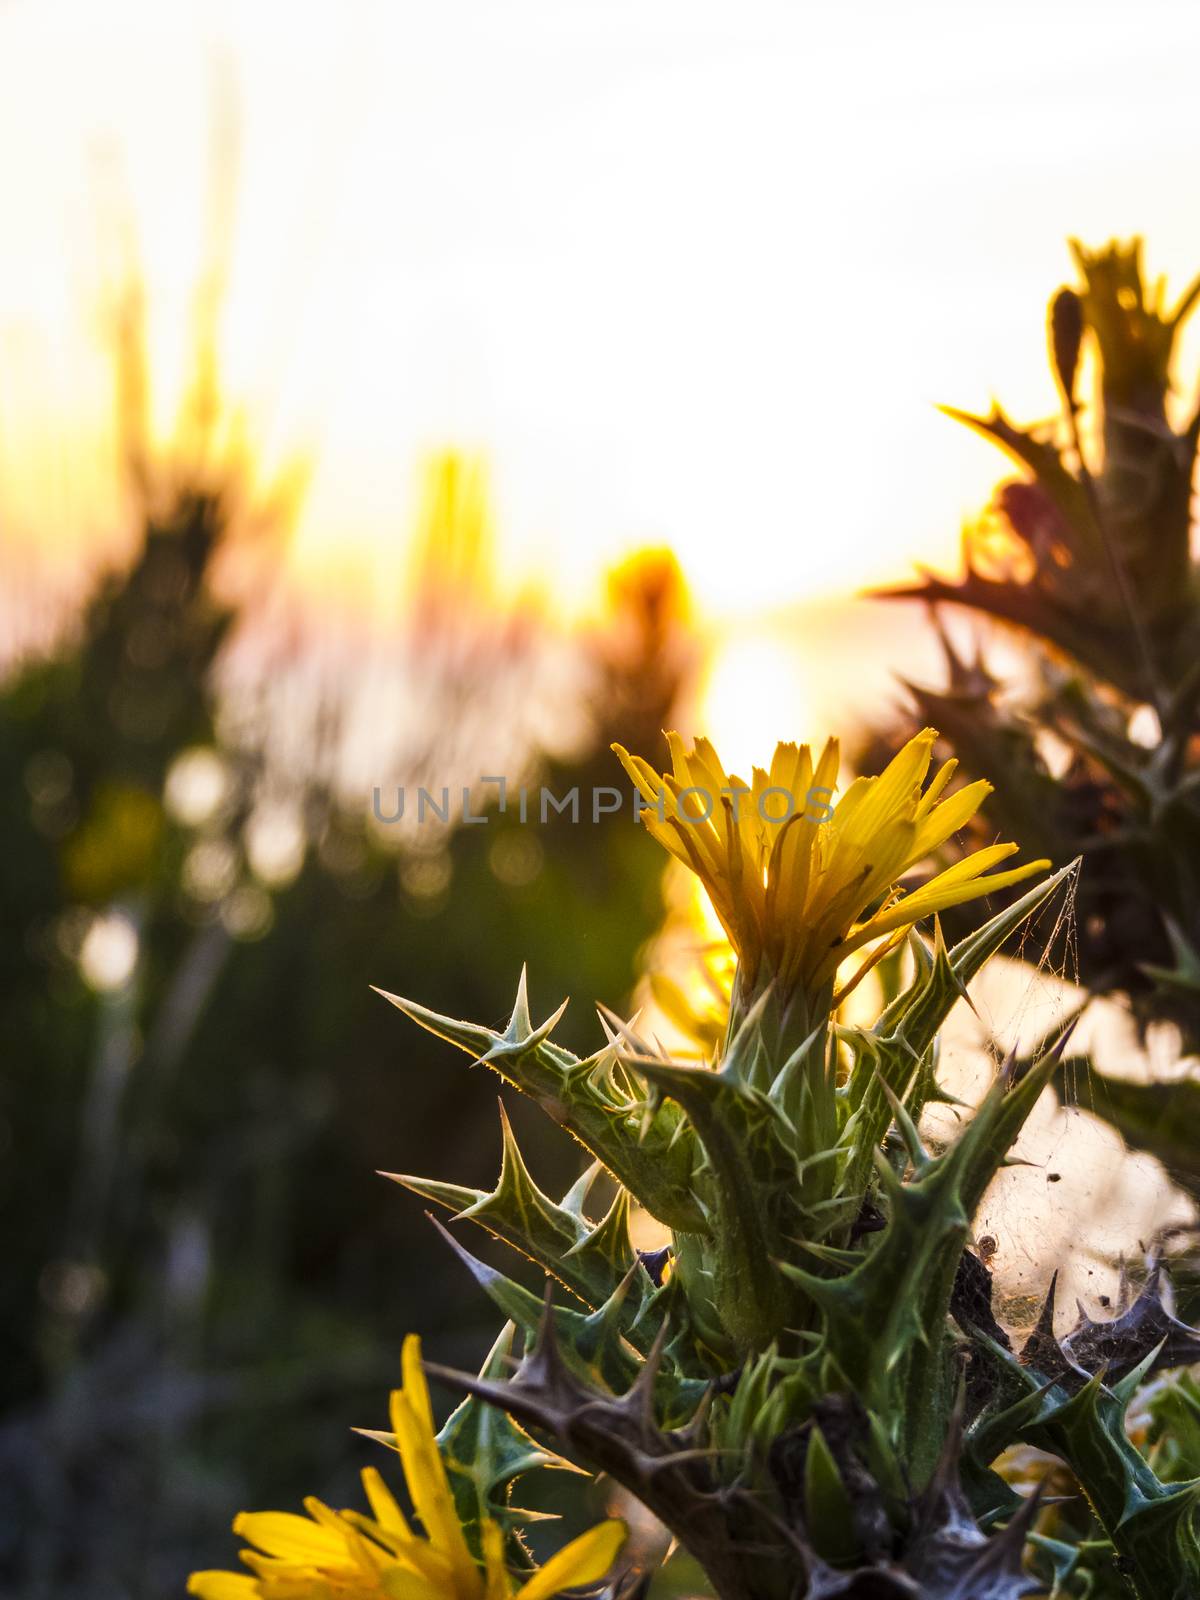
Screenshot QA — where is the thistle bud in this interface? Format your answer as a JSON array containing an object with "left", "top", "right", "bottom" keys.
[{"left": 1050, "top": 287, "right": 1084, "bottom": 410}]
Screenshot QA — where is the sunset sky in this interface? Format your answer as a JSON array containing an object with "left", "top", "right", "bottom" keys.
[{"left": 3, "top": 0, "right": 1200, "bottom": 761}]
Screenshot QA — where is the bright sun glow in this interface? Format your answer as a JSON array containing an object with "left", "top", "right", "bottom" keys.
[{"left": 698, "top": 632, "right": 815, "bottom": 774}]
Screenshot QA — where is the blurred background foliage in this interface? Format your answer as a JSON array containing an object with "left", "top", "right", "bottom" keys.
[
  {"left": 8, "top": 230, "right": 1200, "bottom": 1600},
  {"left": 0, "top": 297, "right": 696, "bottom": 1597},
  {"left": 870, "top": 238, "right": 1200, "bottom": 1211}
]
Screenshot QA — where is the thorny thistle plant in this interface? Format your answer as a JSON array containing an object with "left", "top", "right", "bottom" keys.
[
  {"left": 875, "top": 238, "right": 1200, "bottom": 1201},
  {"left": 194, "top": 732, "right": 1200, "bottom": 1600}
]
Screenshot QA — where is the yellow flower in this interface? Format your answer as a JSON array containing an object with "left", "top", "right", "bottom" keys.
[
  {"left": 649, "top": 964, "right": 732, "bottom": 1059},
  {"left": 188, "top": 1335, "right": 625, "bottom": 1600},
  {"left": 614, "top": 729, "right": 1049, "bottom": 1003}
]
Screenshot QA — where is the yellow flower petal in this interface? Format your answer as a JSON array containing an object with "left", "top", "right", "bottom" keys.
[
  {"left": 912, "top": 779, "right": 992, "bottom": 857},
  {"left": 391, "top": 1342, "right": 482, "bottom": 1600},
  {"left": 234, "top": 1510, "right": 348, "bottom": 1563},
  {"left": 513, "top": 1521, "right": 627, "bottom": 1600},
  {"left": 303, "top": 1497, "right": 388, "bottom": 1577},
  {"left": 611, "top": 745, "right": 665, "bottom": 810},
  {"left": 361, "top": 1466, "right": 413, "bottom": 1542},
  {"left": 379, "top": 1566, "right": 449, "bottom": 1600},
  {"left": 621, "top": 729, "right": 1045, "bottom": 1008},
  {"left": 401, "top": 1335, "right": 437, "bottom": 1435},
  {"left": 192, "top": 1338, "right": 522, "bottom": 1600},
  {"left": 891, "top": 856, "right": 1051, "bottom": 923},
  {"left": 340, "top": 1512, "right": 455, "bottom": 1588},
  {"left": 843, "top": 856, "right": 1050, "bottom": 952},
  {"left": 479, "top": 1520, "right": 513, "bottom": 1600},
  {"left": 187, "top": 1573, "right": 259, "bottom": 1600},
  {"left": 913, "top": 756, "right": 958, "bottom": 819}
]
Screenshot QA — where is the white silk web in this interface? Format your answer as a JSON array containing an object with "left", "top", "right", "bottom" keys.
[{"left": 924, "top": 870, "right": 1196, "bottom": 1337}]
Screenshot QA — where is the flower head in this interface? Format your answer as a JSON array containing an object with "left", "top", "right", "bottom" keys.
[
  {"left": 189, "top": 1335, "right": 625, "bottom": 1600},
  {"left": 614, "top": 729, "right": 1049, "bottom": 1004}
]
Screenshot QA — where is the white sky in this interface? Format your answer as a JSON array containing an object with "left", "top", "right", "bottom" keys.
[{"left": 2, "top": 1, "right": 1200, "bottom": 684}]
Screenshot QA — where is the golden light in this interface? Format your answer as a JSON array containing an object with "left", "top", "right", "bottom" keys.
[
  {"left": 6, "top": 1, "right": 1200, "bottom": 651},
  {"left": 697, "top": 630, "right": 817, "bottom": 774}
]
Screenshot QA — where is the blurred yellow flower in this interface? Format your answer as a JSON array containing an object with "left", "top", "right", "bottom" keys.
[
  {"left": 188, "top": 1335, "right": 625, "bottom": 1600},
  {"left": 614, "top": 729, "right": 1049, "bottom": 1003},
  {"left": 648, "top": 952, "right": 734, "bottom": 1058}
]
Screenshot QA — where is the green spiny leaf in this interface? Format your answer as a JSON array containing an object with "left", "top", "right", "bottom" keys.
[
  {"left": 631, "top": 1054, "right": 802, "bottom": 1352},
  {"left": 377, "top": 975, "right": 706, "bottom": 1232},
  {"left": 429, "top": 1214, "right": 640, "bottom": 1394},
  {"left": 435, "top": 1323, "right": 585, "bottom": 1540}
]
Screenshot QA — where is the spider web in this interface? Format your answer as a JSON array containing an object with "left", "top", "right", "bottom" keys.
[{"left": 925, "top": 867, "right": 1196, "bottom": 1337}]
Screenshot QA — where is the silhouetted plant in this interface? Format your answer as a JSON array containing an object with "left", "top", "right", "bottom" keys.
[{"left": 873, "top": 238, "right": 1200, "bottom": 1195}]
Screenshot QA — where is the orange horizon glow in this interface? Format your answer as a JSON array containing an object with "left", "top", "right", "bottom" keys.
[{"left": 5, "top": 0, "right": 1200, "bottom": 751}]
